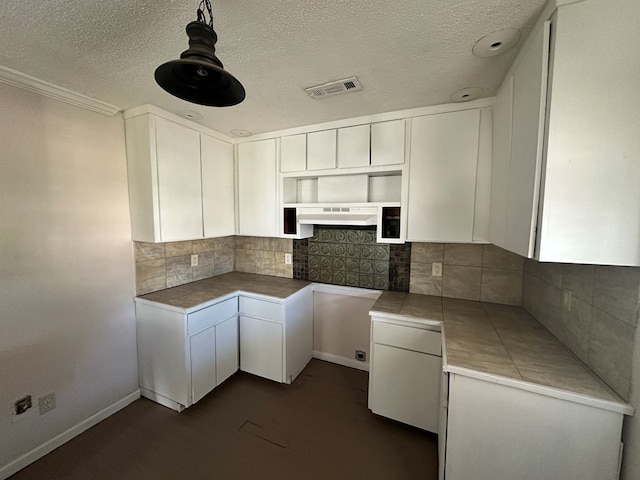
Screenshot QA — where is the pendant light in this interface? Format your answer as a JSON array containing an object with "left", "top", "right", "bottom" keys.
[{"left": 155, "top": 0, "right": 245, "bottom": 107}]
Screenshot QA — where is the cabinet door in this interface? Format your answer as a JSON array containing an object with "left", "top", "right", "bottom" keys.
[
  {"left": 489, "top": 75, "right": 514, "bottom": 248},
  {"left": 155, "top": 117, "right": 203, "bottom": 241},
  {"left": 281, "top": 134, "right": 307, "bottom": 172},
  {"left": 201, "top": 134, "right": 235, "bottom": 237},
  {"left": 369, "top": 343, "right": 441, "bottom": 433},
  {"left": 239, "top": 315, "right": 283, "bottom": 382},
  {"left": 190, "top": 326, "right": 216, "bottom": 404},
  {"left": 407, "top": 110, "right": 480, "bottom": 242},
  {"left": 307, "top": 130, "right": 336, "bottom": 170},
  {"left": 371, "top": 120, "right": 405, "bottom": 166},
  {"left": 337, "top": 125, "right": 370, "bottom": 168},
  {"left": 215, "top": 315, "right": 239, "bottom": 386},
  {"left": 237, "top": 139, "right": 278, "bottom": 237},
  {"left": 505, "top": 22, "right": 550, "bottom": 258}
]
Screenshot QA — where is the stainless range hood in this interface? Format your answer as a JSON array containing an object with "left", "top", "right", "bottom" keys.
[{"left": 297, "top": 206, "right": 378, "bottom": 226}]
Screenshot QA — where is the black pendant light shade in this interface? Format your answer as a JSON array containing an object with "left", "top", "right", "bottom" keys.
[{"left": 155, "top": 19, "right": 245, "bottom": 107}]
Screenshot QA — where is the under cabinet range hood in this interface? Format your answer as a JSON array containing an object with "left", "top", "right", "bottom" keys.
[{"left": 297, "top": 207, "right": 378, "bottom": 226}]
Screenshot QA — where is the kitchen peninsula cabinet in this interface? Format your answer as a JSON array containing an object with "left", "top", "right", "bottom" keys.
[
  {"left": 444, "top": 373, "right": 626, "bottom": 480},
  {"left": 135, "top": 296, "right": 239, "bottom": 412},
  {"left": 490, "top": 0, "right": 640, "bottom": 266},
  {"left": 239, "top": 287, "right": 313, "bottom": 384},
  {"left": 368, "top": 316, "right": 441, "bottom": 433},
  {"left": 237, "top": 139, "right": 278, "bottom": 237}
]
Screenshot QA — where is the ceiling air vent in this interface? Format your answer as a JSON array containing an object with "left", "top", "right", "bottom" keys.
[{"left": 305, "top": 77, "right": 362, "bottom": 99}]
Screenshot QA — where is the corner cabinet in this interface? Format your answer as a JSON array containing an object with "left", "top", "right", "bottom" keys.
[
  {"left": 135, "top": 296, "right": 239, "bottom": 412},
  {"left": 238, "top": 287, "right": 314, "bottom": 384},
  {"left": 124, "top": 106, "right": 235, "bottom": 242},
  {"left": 490, "top": 0, "right": 640, "bottom": 266},
  {"left": 237, "top": 139, "right": 278, "bottom": 237}
]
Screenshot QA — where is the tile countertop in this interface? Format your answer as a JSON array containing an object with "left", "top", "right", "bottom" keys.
[
  {"left": 136, "top": 272, "right": 312, "bottom": 311},
  {"left": 371, "top": 291, "right": 634, "bottom": 415}
]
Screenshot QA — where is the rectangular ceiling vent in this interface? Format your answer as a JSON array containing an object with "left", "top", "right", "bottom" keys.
[{"left": 305, "top": 77, "right": 362, "bottom": 99}]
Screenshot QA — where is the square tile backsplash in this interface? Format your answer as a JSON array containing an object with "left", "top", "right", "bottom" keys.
[
  {"left": 134, "top": 237, "right": 235, "bottom": 295},
  {"left": 409, "top": 243, "right": 524, "bottom": 305}
]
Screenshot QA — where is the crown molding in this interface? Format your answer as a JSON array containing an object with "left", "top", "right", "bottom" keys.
[{"left": 0, "top": 65, "right": 121, "bottom": 116}]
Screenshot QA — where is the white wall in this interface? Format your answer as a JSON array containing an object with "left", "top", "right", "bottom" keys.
[
  {"left": 313, "top": 285, "right": 380, "bottom": 371},
  {"left": 0, "top": 83, "right": 138, "bottom": 474}
]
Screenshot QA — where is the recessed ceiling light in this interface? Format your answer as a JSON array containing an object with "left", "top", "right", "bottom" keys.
[
  {"left": 450, "top": 87, "right": 483, "bottom": 103},
  {"left": 230, "top": 129, "right": 252, "bottom": 137},
  {"left": 472, "top": 28, "right": 521, "bottom": 57},
  {"left": 178, "top": 110, "right": 203, "bottom": 120}
]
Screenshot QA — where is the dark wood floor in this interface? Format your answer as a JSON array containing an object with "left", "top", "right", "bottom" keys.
[{"left": 11, "top": 360, "right": 438, "bottom": 479}]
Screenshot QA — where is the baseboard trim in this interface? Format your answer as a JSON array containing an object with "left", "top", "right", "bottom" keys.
[
  {"left": 313, "top": 351, "right": 369, "bottom": 372},
  {"left": 0, "top": 390, "right": 140, "bottom": 480}
]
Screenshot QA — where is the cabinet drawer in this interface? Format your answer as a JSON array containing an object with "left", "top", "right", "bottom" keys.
[
  {"left": 187, "top": 297, "right": 238, "bottom": 335},
  {"left": 372, "top": 321, "right": 441, "bottom": 356},
  {"left": 239, "top": 296, "right": 282, "bottom": 322}
]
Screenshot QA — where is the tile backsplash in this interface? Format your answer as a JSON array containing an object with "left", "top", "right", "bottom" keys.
[
  {"left": 306, "top": 226, "right": 390, "bottom": 290},
  {"left": 134, "top": 237, "right": 235, "bottom": 295},
  {"left": 409, "top": 243, "right": 524, "bottom": 305},
  {"left": 522, "top": 261, "right": 640, "bottom": 401},
  {"left": 235, "top": 236, "right": 293, "bottom": 278}
]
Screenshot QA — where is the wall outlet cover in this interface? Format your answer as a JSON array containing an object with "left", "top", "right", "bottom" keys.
[
  {"left": 432, "top": 262, "right": 443, "bottom": 277},
  {"left": 284, "top": 253, "right": 292, "bottom": 265},
  {"left": 39, "top": 392, "right": 56, "bottom": 415},
  {"left": 191, "top": 254, "right": 198, "bottom": 267}
]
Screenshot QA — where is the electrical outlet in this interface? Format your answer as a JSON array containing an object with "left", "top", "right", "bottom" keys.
[
  {"left": 191, "top": 254, "right": 198, "bottom": 267},
  {"left": 432, "top": 262, "right": 443, "bottom": 277},
  {"left": 39, "top": 393, "right": 56, "bottom": 415},
  {"left": 284, "top": 253, "right": 292, "bottom": 265},
  {"left": 14, "top": 395, "right": 32, "bottom": 415},
  {"left": 355, "top": 350, "right": 366, "bottom": 362}
]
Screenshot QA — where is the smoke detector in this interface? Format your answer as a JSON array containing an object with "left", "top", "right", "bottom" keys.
[{"left": 305, "top": 77, "right": 362, "bottom": 99}]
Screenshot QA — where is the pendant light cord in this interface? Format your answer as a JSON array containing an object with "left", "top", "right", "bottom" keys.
[{"left": 196, "top": 0, "right": 214, "bottom": 28}]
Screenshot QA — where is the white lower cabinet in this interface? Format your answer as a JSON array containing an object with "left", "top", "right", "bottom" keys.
[
  {"left": 238, "top": 287, "right": 314, "bottom": 384},
  {"left": 136, "top": 297, "right": 239, "bottom": 411},
  {"left": 443, "top": 374, "right": 625, "bottom": 480},
  {"left": 239, "top": 315, "right": 283, "bottom": 382},
  {"left": 368, "top": 317, "right": 442, "bottom": 433}
]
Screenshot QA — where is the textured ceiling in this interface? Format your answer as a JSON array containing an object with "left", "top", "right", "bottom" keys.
[{"left": 0, "top": 0, "right": 547, "bottom": 136}]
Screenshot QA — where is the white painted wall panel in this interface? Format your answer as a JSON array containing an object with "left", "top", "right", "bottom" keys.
[{"left": 0, "top": 83, "right": 138, "bottom": 470}]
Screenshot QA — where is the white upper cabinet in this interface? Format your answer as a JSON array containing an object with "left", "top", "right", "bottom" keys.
[
  {"left": 125, "top": 113, "right": 204, "bottom": 242},
  {"left": 238, "top": 139, "right": 278, "bottom": 237},
  {"left": 337, "top": 124, "right": 370, "bottom": 168},
  {"left": 154, "top": 118, "right": 204, "bottom": 242},
  {"left": 407, "top": 109, "right": 481, "bottom": 243},
  {"left": 201, "top": 134, "right": 235, "bottom": 238},
  {"left": 490, "top": 0, "right": 640, "bottom": 265},
  {"left": 371, "top": 119, "right": 405, "bottom": 166},
  {"left": 307, "top": 130, "right": 337, "bottom": 170},
  {"left": 280, "top": 134, "right": 306, "bottom": 173},
  {"left": 125, "top": 108, "right": 236, "bottom": 242}
]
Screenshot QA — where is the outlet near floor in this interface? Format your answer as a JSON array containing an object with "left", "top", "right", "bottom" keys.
[{"left": 39, "top": 392, "right": 56, "bottom": 415}]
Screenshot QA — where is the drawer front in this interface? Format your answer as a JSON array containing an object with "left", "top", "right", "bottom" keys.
[
  {"left": 239, "top": 296, "right": 282, "bottom": 322},
  {"left": 188, "top": 297, "right": 238, "bottom": 335},
  {"left": 372, "top": 321, "right": 441, "bottom": 356}
]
